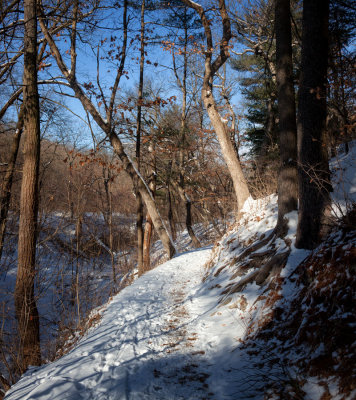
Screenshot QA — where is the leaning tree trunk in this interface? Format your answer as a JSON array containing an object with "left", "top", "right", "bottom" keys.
[
  {"left": 183, "top": 0, "right": 250, "bottom": 212},
  {"left": 109, "top": 134, "right": 176, "bottom": 259},
  {"left": 202, "top": 91, "right": 250, "bottom": 212},
  {"left": 38, "top": 0, "right": 175, "bottom": 259},
  {"left": 275, "top": 0, "right": 298, "bottom": 236},
  {"left": 14, "top": 0, "right": 41, "bottom": 371},
  {"left": 296, "top": 0, "right": 331, "bottom": 249}
]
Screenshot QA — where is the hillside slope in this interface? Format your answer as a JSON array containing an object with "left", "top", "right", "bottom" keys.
[
  {"left": 5, "top": 206, "right": 355, "bottom": 399},
  {"left": 5, "top": 249, "right": 217, "bottom": 400},
  {"left": 4, "top": 146, "right": 356, "bottom": 399}
]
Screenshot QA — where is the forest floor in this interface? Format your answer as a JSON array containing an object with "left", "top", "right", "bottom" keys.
[
  {"left": 3, "top": 145, "right": 356, "bottom": 400},
  {"left": 5, "top": 248, "right": 223, "bottom": 400}
]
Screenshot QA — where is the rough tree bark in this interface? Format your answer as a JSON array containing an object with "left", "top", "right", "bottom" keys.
[
  {"left": 275, "top": 0, "right": 298, "bottom": 235},
  {"left": 0, "top": 38, "right": 50, "bottom": 264},
  {"left": 296, "top": 0, "right": 331, "bottom": 249},
  {"left": 14, "top": 0, "right": 41, "bottom": 370},
  {"left": 182, "top": 0, "right": 250, "bottom": 212},
  {"left": 135, "top": 0, "right": 145, "bottom": 274},
  {"left": 143, "top": 174, "right": 156, "bottom": 271},
  {"left": 167, "top": 183, "right": 177, "bottom": 242},
  {"left": 102, "top": 166, "right": 115, "bottom": 284}
]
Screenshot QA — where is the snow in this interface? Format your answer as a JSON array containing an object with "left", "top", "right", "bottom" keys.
[
  {"left": 4, "top": 241, "right": 268, "bottom": 400},
  {"left": 302, "top": 381, "right": 326, "bottom": 400},
  {"left": 4, "top": 142, "right": 355, "bottom": 399},
  {"left": 4, "top": 196, "right": 276, "bottom": 399},
  {"left": 6, "top": 249, "right": 219, "bottom": 400},
  {"left": 330, "top": 142, "right": 356, "bottom": 216}
]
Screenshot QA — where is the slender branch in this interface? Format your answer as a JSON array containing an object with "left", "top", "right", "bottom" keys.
[
  {"left": 38, "top": 1, "right": 108, "bottom": 133},
  {"left": 69, "top": 0, "right": 79, "bottom": 81},
  {"left": 96, "top": 45, "right": 108, "bottom": 112},
  {"left": 42, "top": 97, "right": 90, "bottom": 126},
  {"left": 107, "top": 0, "right": 128, "bottom": 126},
  {"left": 0, "top": 0, "right": 20, "bottom": 24},
  {"left": 0, "top": 87, "right": 22, "bottom": 120},
  {"left": 172, "top": 45, "right": 184, "bottom": 91},
  {"left": 230, "top": 48, "right": 254, "bottom": 56}
]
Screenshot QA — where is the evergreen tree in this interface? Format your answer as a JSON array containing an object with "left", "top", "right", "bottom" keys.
[
  {"left": 232, "top": 54, "right": 278, "bottom": 158},
  {"left": 230, "top": 0, "right": 278, "bottom": 160}
]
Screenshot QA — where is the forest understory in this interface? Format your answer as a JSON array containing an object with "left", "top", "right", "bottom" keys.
[
  {"left": 1, "top": 0, "right": 355, "bottom": 398},
  {"left": 2, "top": 143, "right": 355, "bottom": 400}
]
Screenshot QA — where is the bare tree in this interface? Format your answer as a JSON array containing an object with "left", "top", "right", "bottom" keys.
[
  {"left": 169, "top": 5, "right": 201, "bottom": 247},
  {"left": 135, "top": 0, "right": 146, "bottom": 275},
  {"left": 182, "top": 0, "right": 250, "bottom": 212},
  {"left": 38, "top": 0, "right": 176, "bottom": 259},
  {"left": 0, "top": 0, "right": 97, "bottom": 265},
  {"left": 14, "top": 0, "right": 41, "bottom": 370}
]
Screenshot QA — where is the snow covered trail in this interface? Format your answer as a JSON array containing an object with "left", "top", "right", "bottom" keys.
[{"left": 5, "top": 248, "right": 214, "bottom": 400}]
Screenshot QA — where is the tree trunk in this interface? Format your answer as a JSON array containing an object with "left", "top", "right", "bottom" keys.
[
  {"left": 38, "top": 0, "right": 175, "bottom": 259},
  {"left": 202, "top": 89, "right": 250, "bottom": 211},
  {"left": 167, "top": 186, "right": 177, "bottom": 242},
  {"left": 136, "top": 192, "right": 144, "bottom": 274},
  {"left": 296, "top": 0, "right": 331, "bottom": 249},
  {"left": 109, "top": 134, "right": 176, "bottom": 259},
  {"left": 75, "top": 214, "right": 82, "bottom": 321},
  {"left": 174, "top": 182, "right": 201, "bottom": 248},
  {"left": 102, "top": 167, "right": 116, "bottom": 284},
  {"left": 143, "top": 176, "right": 156, "bottom": 272},
  {"left": 185, "top": 198, "right": 200, "bottom": 248},
  {"left": 68, "top": 159, "right": 74, "bottom": 221},
  {"left": 183, "top": 0, "right": 251, "bottom": 212},
  {"left": 14, "top": 0, "right": 41, "bottom": 371},
  {"left": 135, "top": 0, "right": 145, "bottom": 274},
  {"left": 143, "top": 212, "right": 153, "bottom": 271},
  {"left": 0, "top": 107, "right": 24, "bottom": 264},
  {"left": 275, "top": 0, "right": 298, "bottom": 235}
]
